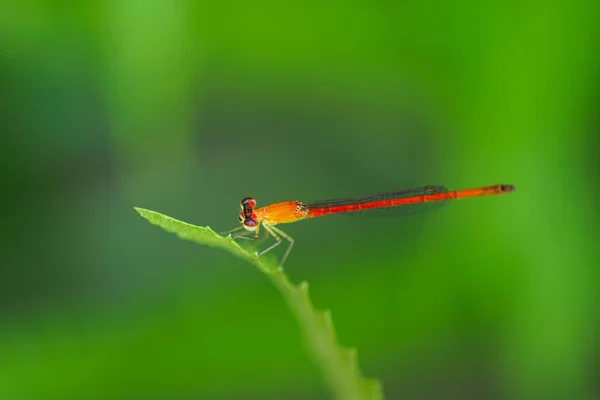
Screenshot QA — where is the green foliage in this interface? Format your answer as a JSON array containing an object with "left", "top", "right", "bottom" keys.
[{"left": 134, "top": 207, "right": 385, "bottom": 400}]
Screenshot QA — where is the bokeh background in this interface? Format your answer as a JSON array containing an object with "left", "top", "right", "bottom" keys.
[{"left": 1, "top": 2, "right": 599, "bottom": 399}]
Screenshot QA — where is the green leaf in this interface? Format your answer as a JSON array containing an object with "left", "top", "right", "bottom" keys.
[{"left": 134, "top": 207, "right": 385, "bottom": 400}]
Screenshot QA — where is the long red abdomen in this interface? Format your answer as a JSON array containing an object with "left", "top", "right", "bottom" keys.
[{"left": 305, "top": 184, "right": 515, "bottom": 218}]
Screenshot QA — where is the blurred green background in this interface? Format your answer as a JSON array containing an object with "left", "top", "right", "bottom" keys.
[{"left": 1, "top": 1, "right": 599, "bottom": 399}]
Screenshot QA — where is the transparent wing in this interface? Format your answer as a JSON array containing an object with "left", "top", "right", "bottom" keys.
[{"left": 304, "top": 185, "right": 450, "bottom": 217}]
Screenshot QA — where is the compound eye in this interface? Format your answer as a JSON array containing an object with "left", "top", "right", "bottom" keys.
[
  {"left": 241, "top": 197, "right": 257, "bottom": 219},
  {"left": 243, "top": 217, "right": 258, "bottom": 231},
  {"left": 241, "top": 197, "right": 257, "bottom": 210}
]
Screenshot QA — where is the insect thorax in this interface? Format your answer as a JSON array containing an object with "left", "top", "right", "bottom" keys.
[{"left": 294, "top": 201, "right": 310, "bottom": 217}]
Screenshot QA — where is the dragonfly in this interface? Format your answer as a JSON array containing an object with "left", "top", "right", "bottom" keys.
[{"left": 225, "top": 184, "right": 515, "bottom": 267}]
